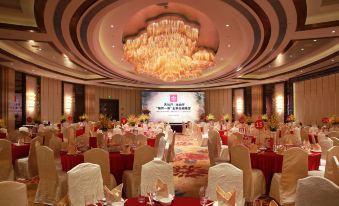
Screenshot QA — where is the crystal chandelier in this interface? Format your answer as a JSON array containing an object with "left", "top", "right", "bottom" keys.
[{"left": 123, "top": 19, "right": 215, "bottom": 82}]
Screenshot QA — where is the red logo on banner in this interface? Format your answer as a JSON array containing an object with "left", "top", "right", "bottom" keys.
[
  {"left": 255, "top": 119, "right": 264, "bottom": 129},
  {"left": 170, "top": 94, "right": 177, "bottom": 102}
]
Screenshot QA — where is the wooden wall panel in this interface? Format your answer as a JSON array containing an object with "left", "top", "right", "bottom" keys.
[
  {"left": 41, "top": 77, "right": 62, "bottom": 123},
  {"left": 294, "top": 73, "right": 339, "bottom": 125},
  {"left": 204, "top": 89, "right": 232, "bottom": 119},
  {"left": 251, "top": 85, "right": 263, "bottom": 119}
]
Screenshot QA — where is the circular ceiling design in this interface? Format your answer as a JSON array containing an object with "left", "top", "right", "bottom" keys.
[{"left": 0, "top": 0, "right": 338, "bottom": 89}]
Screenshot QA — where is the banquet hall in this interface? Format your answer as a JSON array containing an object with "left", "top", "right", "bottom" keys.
[{"left": 0, "top": 0, "right": 339, "bottom": 205}]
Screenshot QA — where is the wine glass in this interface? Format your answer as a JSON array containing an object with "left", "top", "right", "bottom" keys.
[{"left": 199, "top": 186, "right": 208, "bottom": 206}]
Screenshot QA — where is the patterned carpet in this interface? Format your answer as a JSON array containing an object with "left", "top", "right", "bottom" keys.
[{"left": 24, "top": 133, "right": 273, "bottom": 205}]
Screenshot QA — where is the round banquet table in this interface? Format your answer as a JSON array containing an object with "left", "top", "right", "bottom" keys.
[
  {"left": 250, "top": 151, "right": 321, "bottom": 193},
  {"left": 11, "top": 143, "right": 30, "bottom": 164},
  {"left": 219, "top": 130, "right": 228, "bottom": 145},
  {"left": 60, "top": 151, "right": 134, "bottom": 184},
  {"left": 88, "top": 137, "right": 155, "bottom": 148},
  {"left": 94, "top": 197, "right": 202, "bottom": 206}
]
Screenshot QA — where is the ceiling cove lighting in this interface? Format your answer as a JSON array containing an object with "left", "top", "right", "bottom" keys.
[{"left": 123, "top": 19, "right": 215, "bottom": 82}]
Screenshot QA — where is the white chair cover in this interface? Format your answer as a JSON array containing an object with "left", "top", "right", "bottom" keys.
[
  {"left": 230, "top": 145, "right": 265, "bottom": 202},
  {"left": 84, "top": 148, "right": 116, "bottom": 189},
  {"left": 166, "top": 132, "right": 176, "bottom": 162},
  {"left": 156, "top": 136, "right": 167, "bottom": 160},
  {"left": 123, "top": 133, "right": 135, "bottom": 145},
  {"left": 67, "top": 163, "right": 104, "bottom": 206},
  {"left": 111, "top": 134, "right": 122, "bottom": 145},
  {"left": 48, "top": 137, "right": 62, "bottom": 158},
  {"left": 206, "top": 163, "right": 245, "bottom": 206},
  {"left": 0, "top": 139, "right": 14, "bottom": 181},
  {"left": 331, "top": 137, "right": 339, "bottom": 146},
  {"left": 7, "top": 130, "right": 20, "bottom": 143},
  {"left": 328, "top": 131, "right": 339, "bottom": 139},
  {"left": 295, "top": 176, "right": 339, "bottom": 206},
  {"left": 332, "top": 156, "right": 339, "bottom": 185},
  {"left": 208, "top": 130, "right": 229, "bottom": 166},
  {"left": 123, "top": 145, "right": 155, "bottom": 197},
  {"left": 270, "top": 148, "right": 308, "bottom": 205},
  {"left": 319, "top": 135, "right": 333, "bottom": 160},
  {"left": 140, "top": 159, "right": 174, "bottom": 196},
  {"left": 0, "top": 181, "right": 27, "bottom": 206},
  {"left": 15, "top": 135, "right": 43, "bottom": 179},
  {"left": 135, "top": 134, "right": 147, "bottom": 146},
  {"left": 35, "top": 146, "right": 67, "bottom": 204},
  {"left": 112, "top": 128, "right": 122, "bottom": 135},
  {"left": 324, "top": 146, "right": 339, "bottom": 183}
]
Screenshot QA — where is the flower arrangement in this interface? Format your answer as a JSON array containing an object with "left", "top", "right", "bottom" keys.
[
  {"left": 138, "top": 113, "right": 150, "bottom": 123},
  {"left": 206, "top": 113, "right": 215, "bottom": 121},
  {"left": 239, "top": 115, "right": 245, "bottom": 124},
  {"left": 245, "top": 115, "right": 253, "bottom": 125},
  {"left": 127, "top": 114, "right": 139, "bottom": 126},
  {"left": 26, "top": 116, "right": 33, "bottom": 124},
  {"left": 79, "top": 114, "right": 88, "bottom": 122},
  {"left": 321, "top": 117, "right": 330, "bottom": 124},
  {"left": 67, "top": 115, "right": 73, "bottom": 122},
  {"left": 0, "top": 119, "right": 5, "bottom": 128},
  {"left": 268, "top": 114, "right": 280, "bottom": 131},
  {"left": 60, "top": 115, "right": 66, "bottom": 123},
  {"left": 261, "top": 114, "right": 268, "bottom": 122},
  {"left": 329, "top": 115, "right": 339, "bottom": 125},
  {"left": 33, "top": 116, "right": 41, "bottom": 125},
  {"left": 98, "top": 114, "right": 112, "bottom": 130},
  {"left": 286, "top": 114, "right": 296, "bottom": 123},
  {"left": 222, "top": 114, "right": 231, "bottom": 122}
]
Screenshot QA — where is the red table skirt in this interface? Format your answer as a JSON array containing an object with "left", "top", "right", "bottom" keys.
[
  {"left": 125, "top": 197, "right": 201, "bottom": 206},
  {"left": 11, "top": 143, "right": 30, "bottom": 164},
  {"left": 60, "top": 151, "right": 134, "bottom": 184},
  {"left": 0, "top": 133, "right": 6, "bottom": 139},
  {"left": 250, "top": 151, "right": 321, "bottom": 192},
  {"left": 219, "top": 131, "right": 228, "bottom": 145},
  {"left": 76, "top": 127, "right": 85, "bottom": 137},
  {"left": 147, "top": 138, "right": 156, "bottom": 147}
]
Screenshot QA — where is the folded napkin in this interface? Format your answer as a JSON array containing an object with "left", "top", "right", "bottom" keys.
[
  {"left": 104, "top": 183, "right": 123, "bottom": 203},
  {"left": 216, "top": 185, "right": 235, "bottom": 206},
  {"left": 249, "top": 144, "right": 258, "bottom": 153},
  {"left": 156, "top": 178, "right": 169, "bottom": 198}
]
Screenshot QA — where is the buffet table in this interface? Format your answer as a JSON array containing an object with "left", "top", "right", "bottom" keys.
[
  {"left": 60, "top": 151, "right": 134, "bottom": 184},
  {"left": 250, "top": 151, "right": 321, "bottom": 192}
]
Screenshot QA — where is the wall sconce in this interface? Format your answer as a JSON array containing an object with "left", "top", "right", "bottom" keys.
[
  {"left": 276, "top": 95, "right": 284, "bottom": 114},
  {"left": 26, "top": 92, "right": 36, "bottom": 113},
  {"left": 65, "top": 96, "right": 72, "bottom": 114},
  {"left": 236, "top": 98, "right": 244, "bottom": 114}
]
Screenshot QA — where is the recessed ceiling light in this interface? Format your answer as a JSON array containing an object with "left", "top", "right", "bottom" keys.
[
  {"left": 300, "top": 48, "right": 304, "bottom": 51},
  {"left": 28, "top": 30, "right": 34, "bottom": 33},
  {"left": 110, "top": 25, "right": 114, "bottom": 28},
  {"left": 32, "top": 69, "right": 35, "bottom": 72},
  {"left": 268, "top": 65, "right": 271, "bottom": 68},
  {"left": 238, "top": 75, "right": 242, "bottom": 78},
  {"left": 332, "top": 30, "right": 336, "bottom": 33},
  {"left": 63, "top": 54, "right": 69, "bottom": 58},
  {"left": 300, "top": 70, "right": 303, "bottom": 73},
  {"left": 236, "top": 67, "right": 242, "bottom": 72},
  {"left": 226, "top": 24, "right": 230, "bottom": 27},
  {"left": 331, "top": 59, "right": 335, "bottom": 62},
  {"left": 112, "top": 45, "right": 115, "bottom": 48},
  {"left": 289, "top": 54, "right": 293, "bottom": 58},
  {"left": 227, "top": 44, "right": 231, "bottom": 48},
  {"left": 277, "top": 53, "right": 283, "bottom": 60},
  {"left": 313, "top": 39, "right": 317, "bottom": 42},
  {"left": 38, "top": 48, "right": 42, "bottom": 51},
  {"left": 10, "top": 63, "right": 14, "bottom": 66},
  {"left": 28, "top": 40, "right": 35, "bottom": 44},
  {"left": 220, "top": 57, "right": 224, "bottom": 61}
]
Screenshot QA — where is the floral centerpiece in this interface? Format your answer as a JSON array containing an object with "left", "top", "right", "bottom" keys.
[
  {"left": 127, "top": 114, "right": 139, "bottom": 126},
  {"left": 0, "top": 119, "right": 5, "bottom": 128},
  {"left": 206, "top": 113, "right": 215, "bottom": 122},
  {"left": 79, "top": 114, "right": 88, "bottom": 122},
  {"left": 321, "top": 117, "right": 329, "bottom": 124},
  {"left": 26, "top": 116, "right": 33, "bottom": 124},
  {"left": 60, "top": 115, "right": 66, "bottom": 123},
  {"left": 286, "top": 114, "right": 296, "bottom": 123},
  {"left": 329, "top": 115, "right": 339, "bottom": 125},
  {"left": 245, "top": 115, "right": 253, "bottom": 125},
  {"left": 222, "top": 114, "right": 231, "bottom": 122},
  {"left": 98, "top": 114, "right": 112, "bottom": 131},
  {"left": 268, "top": 114, "right": 280, "bottom": 131},
  {"left": 33, "top": 116, "right": 41, "bottom": 125},
  {"left": 138, "top": 113, "right": 150, "bottom": 123},
  {"left": 261, "top": 114, "right": 268, "bottom": 122},
  {"left": 67, "top": 115, "right": 73, "bottom": 122}
]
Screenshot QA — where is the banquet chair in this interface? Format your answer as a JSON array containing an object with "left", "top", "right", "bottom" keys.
[
  {"left": 156, "top": 135, "right": 167, "bottom": 160},
  {"left": 67, "top": 163, "right": 104, "bottom": 206},
  {"left": 35, "top": 146, "right": 67, "bottom": 205},
  {"left": 332, "top": 156, "right": 339, "bottom": 185},
  {"left": 328, "top": 131, "right": 339, "bottom": 139},
  {"left": 208, "top": 129, "right": 229, "bottom": 166},
  {"left": 330, "top": 137, "right": 339, "bottom": 146},
  {"left": 300, "top": 127, "right": 310, "bottom": 142},
  {"left": 135, "top": 134, "right": 147, "bottom": 146},
  {"left": 318, "top": 135, "right": 333, "bottom": 160},
  {"left": 140, "top": 159, "right": 174, "bottom": 196},
  {"left": 111, "top": 134, "right": 122, "bottom": 145},
  {"left": 324, "top": 146, "right": 339, "bottom": 184},
  {"left": 270, "top": 147, "right": 308, "bottom": 205},
  {"left": 123, "top": 133, "right": 135, "bottom": 145},
  {"left": 84, "top": 148, "right": 117, "bottom": 189},
  {"left": 166, "top": 132, "right": 176, "bottom": 162},
  {"left": 48, "top": 136, "right": 62, "bottom": 158},
  {"left": 269, "top": 200, "right": 278, "bottom": 206},
  {"left": 0, "top": 139, "right": 14, "bottom": 181},
  {"left": 230, "top": 145, "right": 266, "bottom": 202},
  {"left": 0, "top": 181, "right": 28, "bottom": 206},
  {"left": 123, "top": 145, "right": 155, "bottom": 197},
  {"left": 76, "top": 134, "right": 89, "bottom": 151},
  {"left": 15, "top": 135, "right": 43, "bottom": 179},
  {"left": 154, "top": 132, "right": 165, "bottom": 154},
  {"left": 295, "top": 176, "right": 339, "bottom": 206},
  {"left": 6, "top": 130, "right": 20, "bottom": 143},
  {"left": 182, "top": 122, "right": 187, "bottom": 135},
  {"left": 206, "top": 163, "right": 245, "bottom": 206}
]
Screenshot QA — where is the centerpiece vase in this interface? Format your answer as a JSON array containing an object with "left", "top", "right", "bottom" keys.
[{"left": 270, "top": 130, "right": 277, "bottom": 149}]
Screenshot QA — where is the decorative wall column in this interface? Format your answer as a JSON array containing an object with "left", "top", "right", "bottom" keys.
[{"left": 0, "top": 67, "right": 16, "bottom": 132}]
